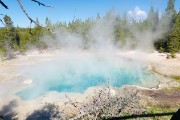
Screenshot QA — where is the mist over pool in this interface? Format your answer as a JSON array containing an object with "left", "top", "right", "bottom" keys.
[{"left": 17, "top": 50, "right": 154, "bottom": 100}]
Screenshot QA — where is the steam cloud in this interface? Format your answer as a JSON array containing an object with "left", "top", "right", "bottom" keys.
[
  {"left": 18, "top": 9, "right": 171, "bottom": 99},
  {"left": 41, "top": 10, "right": 171, "bottom": 52}
]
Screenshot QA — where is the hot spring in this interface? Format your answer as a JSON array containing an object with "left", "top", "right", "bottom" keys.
[{"left": 17, "top": 51, "right": 155, "bottom": 100}]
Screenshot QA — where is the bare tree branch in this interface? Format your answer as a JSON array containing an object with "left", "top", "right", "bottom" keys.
[
  {"left": 64, "top": 85, "right": 142, "bottom": 120},
  {"left": 17, "top": 0, "right": 39, "bottom": 26},
  {"left": 0, "top": 14, "right": 5, "bottom": 26},
  {"left": 16, "top": 0, "right": 54, "bottom": 33},
  {"left": 0, "top": 19, "right": 5, "bottom": 26},
  {"left": 31, "top": 0, "right": 53, "bottom": 8},
  {"left": 1, "top": 0, "right": 53, "bottom": 32},
  {"left": 0, "top": 0, "right": 8, "bottom": 9}
]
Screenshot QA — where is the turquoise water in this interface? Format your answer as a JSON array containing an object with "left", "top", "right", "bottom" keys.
[{"left": 17, "top": 54, "right": 153, "bottom": 100}]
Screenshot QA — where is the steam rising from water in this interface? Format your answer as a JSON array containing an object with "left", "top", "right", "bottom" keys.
[
  {"left": 42, "top": 17, "right": 117, "bottom": 51},
  {"left": 17, "top": 11, "right": 171, "bottom": 100},
  {"left": 18, "top": 51, "right": 154, "bottom": 100},
  {"left": 41, "top": 10, "right": 171, "bottom": 52}
]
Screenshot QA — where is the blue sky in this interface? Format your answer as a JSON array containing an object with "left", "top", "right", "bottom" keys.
[{"left": 0, "top": 0, "right": 180, "bottom": 27}]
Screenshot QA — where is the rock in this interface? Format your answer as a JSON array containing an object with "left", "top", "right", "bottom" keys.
[
  {"left": 109, "top": 88, "right": 116, "bottom": 96},
  {"left": 23, "top": 79, "right": 32, "bottom": 84},
  {"left": 12, "top": 114, "right": 18, "bottom": 120}
]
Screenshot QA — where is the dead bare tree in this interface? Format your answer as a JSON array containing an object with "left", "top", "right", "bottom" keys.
[
  {"left": 62, "top": 85, "right": 144, "bottom": 120},
  {"left": 0, "top": 0, "right": 53, "bottom": 32},
  {"left": 0, "top": 14, "right": 5, "bottom": 26},
  {"left": 16, "top": 0, "right": 53, "bottom": 27},
  {"left": 31, "top": 0, "right": 53, "bottom": 8},
  {"left": 0, "top": 0, "right": 8, "bottom": 9}
]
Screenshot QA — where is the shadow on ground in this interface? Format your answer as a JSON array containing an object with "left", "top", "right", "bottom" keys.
[
  {"left": 0, "top": 100, "right": 18, "bottom": 120},
  {"left": 26, "top": 103, "right": 62, "bottom": 120},
  {"left": 106, "top": 108, "right": 180, "bottom": 120}
]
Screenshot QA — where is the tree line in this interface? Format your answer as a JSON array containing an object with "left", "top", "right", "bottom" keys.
[{"left": 0, "top": 0, "right": 179, "bottom": 59}]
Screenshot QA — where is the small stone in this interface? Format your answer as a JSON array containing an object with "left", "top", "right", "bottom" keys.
[
  {"left": 12, "top": 114, "right": 18, "bottom": 120},
  {"left": 23, "top": 79, "right": 32, "bottom": 84}
]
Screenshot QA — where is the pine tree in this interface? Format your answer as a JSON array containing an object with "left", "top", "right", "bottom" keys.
[
  {"left": 146, "top": 5, "right": 159, "bottom": 32},
  {"left": 3, "top": 15, "right": 16, "bottom": 58},
  {"left": 166, "top": 0, "right": 176, "bottom": 15},
  {"left": 148, "top": 5, "right": 155, "bottom": 22},
  {"left": 168, "top": 11, "right": 180, "bottom": 53},
  {"left": 96, "top": 13, "right": 100, "bottom": 20},
  {"left": 153, "top": 10, "right": 159, "bottom": 32},
  {"left": 45, "top": 17, "right": 52, "bottom": 29},
  {"left": 166, "top": 0, "right": 176, "bottom": 31},
  {"left": 35, "top": 18, "right": 40, "bottom": 27},
  {"left": 166, "top": 0, "right": 178, "bottom": 53},
  {"left": 154, "top": 0, "right": 176, "bottom": 52},
  {"left": 3, "top": 15, "right": 13, "bottom": 28}
]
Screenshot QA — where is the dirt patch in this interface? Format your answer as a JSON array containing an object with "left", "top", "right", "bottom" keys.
[{"left": 141, "top": 89, "right": 180, "bottom": 107}]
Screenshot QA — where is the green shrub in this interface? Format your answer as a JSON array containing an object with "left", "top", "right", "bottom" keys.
[
  {"left": 159, "top": 47, "right": 164, "bottom": 53},
  {"left": 170, "top": 52, "right": 176, "bottom": 58}
]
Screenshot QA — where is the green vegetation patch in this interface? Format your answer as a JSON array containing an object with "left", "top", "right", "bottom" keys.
[{"left": 147, "top": 106, "right": 179, "bottom": 120}]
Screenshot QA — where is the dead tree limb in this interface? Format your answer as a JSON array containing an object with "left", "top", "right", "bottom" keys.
[
  {"left": 65, "top": 94, "right": 80, "bottom": 108},
  {"left": 17, "top": 0, "right": 54, "bottom": 33},
  {"left": 67, "top": 86, "right": 142, "bottom": 120},
  {"left": 17, "top": 0, "right": 39, "bottom": 26},
  {"left": 0, "top": 0, "right": 8, "bottom": 9},
  {"left": 0, "top": 14, "right": 5, "bottom": 26},
  {"left": 0, "top": 19, "right": 5, "bottom": 26},
  {"left": 31, "top": 0, "right": 53, "bottom": 8}
]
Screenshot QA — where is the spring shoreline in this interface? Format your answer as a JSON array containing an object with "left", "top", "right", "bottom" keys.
[{"left": 0, "top": 49, "right": 180, "bottom": 119}]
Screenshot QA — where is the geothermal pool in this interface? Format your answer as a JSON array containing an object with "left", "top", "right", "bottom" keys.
[{"left": 17, "top": 52, "right": 155, "bottom": 100}]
